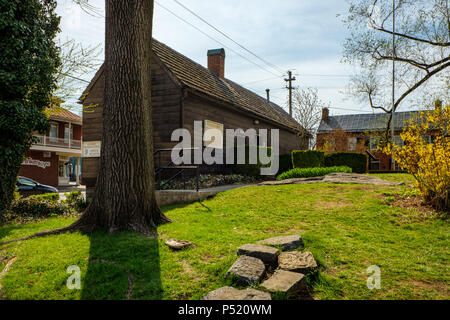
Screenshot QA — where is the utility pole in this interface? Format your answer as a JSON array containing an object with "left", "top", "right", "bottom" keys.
[
  {"left": 391, "top": 0, "right": 396, "bottom": 170},
  {"left": 266, "top": 88, "right": 270, "bottom": 102},
  {"left": 285, "top": 70, "right": 296, "bottom": 117}
]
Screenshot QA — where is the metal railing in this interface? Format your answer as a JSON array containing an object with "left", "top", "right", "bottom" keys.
[
  {"left": 154, "top": 148, "right": 200, "bottom": 192},
  {"left": 33, "top": 135, "right": 81, "bottom": 150}
]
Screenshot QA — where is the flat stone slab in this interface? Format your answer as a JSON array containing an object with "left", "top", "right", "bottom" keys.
[
  {"left": 261, "top": 270, "right": 307, "bottom": 297},
  {"left": 260, "top": 173, "right": 404, "bottom": 186},
  {"left": 257, "top": 235, "right": 303, "bottom": 251},
  {"left": 278, "top": 251, "right": 318, "bottom": 274},
  {"left": 225, "top": 255, "right": 266, "bottom": 285},
  {"left": 164, "top": 239, "right": 195, "bottom": 250},
  {"left": 237, "top": 244, "right": 279, "bottom": 266},
  {"left": 203, "top": 286, "right": 271, "bottom": 300}
]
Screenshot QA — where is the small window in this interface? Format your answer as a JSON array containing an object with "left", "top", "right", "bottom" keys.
[
  {"left": 348, "top": 137, "right": 357, "bottom": 151},
  {"left": 64, "top": 124, "right": 72, "bottom": 142},
  {"left": 203, "top": 120, "right": 224, "bottom": 149},
  {"left": 393, "top": 136, "right": 404, "bottom": 147},
  {"left": 369, "top": 137, "right": 380, "bottom": 151},
  {"left": 425, "top": 135, "right": 435, "bottom": 144},
  {"left": 49, "top": 123, "right": 58, "bottom": 140}
]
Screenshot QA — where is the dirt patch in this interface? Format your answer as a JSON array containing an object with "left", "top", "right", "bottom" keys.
[
  {"left": 392, "top": 197, "right": 437, "bottom": 215},
  {"left": 201, "top": 254, "right": 213, "bottom": 262},
  {"left": 399, "top": 280, "right": 449, "bottom": 296},
  {"left": 313, "top": 201, "right": 352, "bottom": 210}
]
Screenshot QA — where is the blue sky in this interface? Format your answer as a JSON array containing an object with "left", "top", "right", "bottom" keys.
[{"left": 56, "top": 0, "right": 379, "bottom": 116}]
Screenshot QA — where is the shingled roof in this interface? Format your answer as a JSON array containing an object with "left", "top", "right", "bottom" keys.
[
  {"left": 81, "top": 39, "right": 305, "bottom": 134},
  {"left": 47, "top": 106, "right": 82, "bottom": 124},
  {"left": 317, "top": 111, "right": 424, "bottom": 134}
]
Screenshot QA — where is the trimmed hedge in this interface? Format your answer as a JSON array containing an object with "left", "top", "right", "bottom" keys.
[
  {"left": 277, "top": 166, "right": 352, "bottom": 180},
  {"left": 29, "top": 193, "right": 59, "bottom": 202},
  {"left": 291, "top": 150, "right": 325, "bottom": 168},
  {"left": 278, "top": 153, "right": 293, "bottom": 175},
  {"left": 232, "top": 146, "right": 272, "bottom": 176},
  {"left": 325, "top": 152, "right": 368, "bottom": 174},
  {"left": 10, "top": 197, "right": 68, "bottom": 218}
]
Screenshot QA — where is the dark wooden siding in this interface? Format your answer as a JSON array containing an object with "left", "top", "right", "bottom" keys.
[
  {"left": 183, "top": 94, "right": 307, "bottom": 155},
  {"left": 81, "top": 54, "right": 182, "bottom": 187}
]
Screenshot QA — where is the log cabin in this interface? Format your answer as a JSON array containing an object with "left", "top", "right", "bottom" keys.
[{"left": 80, "top": 39, "right": 309, "bottom": 197}]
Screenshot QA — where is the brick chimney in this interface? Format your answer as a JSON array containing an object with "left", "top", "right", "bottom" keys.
[
  {"left": 322, "top": 107, "right": 329, "bottom": 120},
  {"left": 207, "top": 48, "right": 225, "bottom": 79}
]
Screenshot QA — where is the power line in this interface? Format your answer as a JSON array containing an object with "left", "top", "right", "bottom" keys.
[
  {"left": 241, "top": 76, "right": 284, "bottom": 85},
  {"left": 171, "top": 0, "right": 285, "bottom": 76},
  {"left": 327, "top": 106, "right": 373, "bottom": 113},
  {"left": 155, "top": 1, "right": 282, "bottom": 77},
  {"left": 299, "top": 74, "right": 351, "bottom": 77},
  {"left": 64, "top": 74, "right": 90, "bottom": 84}
]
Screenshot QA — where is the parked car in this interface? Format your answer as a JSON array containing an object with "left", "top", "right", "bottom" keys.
[{"left": 16, "top": 176, "right": 59, "bottom": 197}]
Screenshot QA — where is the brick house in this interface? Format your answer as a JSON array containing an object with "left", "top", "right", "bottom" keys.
[
  {"left": 19, "top": 106, "right": 82, "bottom": 187},
  {"left": 316, "top": 108, "right": 435, "bottom": 172}
]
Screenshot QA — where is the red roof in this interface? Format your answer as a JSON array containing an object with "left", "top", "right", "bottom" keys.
[{"left": 47, "top": 106, "right": 82, "bottom": 124}]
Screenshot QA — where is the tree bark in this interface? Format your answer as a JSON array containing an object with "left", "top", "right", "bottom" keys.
[{"left": 73, "top": 0, "right": 170, "bottom": 235}]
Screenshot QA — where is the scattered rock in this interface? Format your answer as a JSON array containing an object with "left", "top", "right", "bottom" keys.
[
  {"left": 164, "top": 239, "right": 194, "bottom": 251},
  {"left": 237, "top": 244, "right": 279, "bottom": 266},
  {"left": 257, "top": 235, "right": 303, "bottom": 251},
  {"left": 261, "top": 270, "right": 307, "bottom": 297},
  {"left": 202, "top": 286, "right": 271, "bottom": 300},
  {"left": 225, "top": 255, "right": 265, "bottom": 285},
  {"left": 278, "top": 251, "right": 318, "bottom": 274}
]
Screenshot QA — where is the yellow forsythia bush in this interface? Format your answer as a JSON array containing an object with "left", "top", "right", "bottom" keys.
[{"left": 383, "top": 104, "right": 450, "bottom": 212}]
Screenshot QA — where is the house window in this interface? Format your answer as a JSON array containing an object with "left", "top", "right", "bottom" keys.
[
  {"left": 393, "top": 135, "right": 404, "bottom": 147},
  {"left": 369, "top": 137, "right": 380, "bottom": 151},
  {"left": 64, "top": 124, "right": 72, "bottom": 143},
  {"left": 348, "top": 137, "right": 357, "bottom": 151},
  {"left": 49, "top": 123, "right": 58, "bottom": 140},
  {"left": 425, "top": 135, "right": 435, "bottom": 144},
  {"left": 203, "top": 120, "right": 224, "bottom": 149}
]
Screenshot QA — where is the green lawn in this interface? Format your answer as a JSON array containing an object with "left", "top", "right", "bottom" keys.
[
  {"left": 370, "top": 173, "right": 416, "bottom": 185},
  {"left": 0, "top": 174, "right": 448, "bottom": 300}
]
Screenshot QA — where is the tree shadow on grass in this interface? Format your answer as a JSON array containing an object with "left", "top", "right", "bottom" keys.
[{"left": 80, "top": 230, "right": 162, "bottom": 300}]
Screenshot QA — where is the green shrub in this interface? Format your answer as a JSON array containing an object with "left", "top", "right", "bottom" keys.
[
  {"left": 277, "top": 166, "right": 352, "bottom": 180},
  {"left": 10, "top": 198, "right": 68, "bottom": 218},
  {"left": 232, "top": 146, "right": 272, "bottom": 176},
  {"left": 278, "top": 153, "right": 293, "bottom": 175},
  {"left": 13, "top": 186, "right": 21, "bottom": 201},
  {"left": 64, "top": 191, "right": 88, "bottom": 212},
  {"left": 324, "top": 152, "right": 368, "bottom": 174},
  {"left": 29, "top": 193, "right": 59, "bottom": 202},
  {"left": 291, "top": 150, "right": 325, "bottom": 169}
]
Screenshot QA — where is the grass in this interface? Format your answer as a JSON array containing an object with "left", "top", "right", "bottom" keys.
[
  {"left": 0, "top": 174, "right": 448, "bottom": 300},
  {"left": 370, "top": 173, "right": 416, "bottom": 185},
  {"left": 277, "top": 166, "right": 352, "bottom": 180}
]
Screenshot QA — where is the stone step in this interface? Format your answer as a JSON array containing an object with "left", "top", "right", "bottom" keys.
[
  {"left": 237, "top": 244, "right": 279, "bottom": 266},
  {"left": 278, "top": 251, "right": 318, "bottom": 274},
  {"left": 225, "top": 255, "right": 266, "bottom": 285},
  {"left": 202, "top": 286, "right": 271, "bottom": 300},
  {"left": 261, "top": 270, "right": 307, "bottom": 297},
  {"left": 256, "top": 235, "right": 304, "bottom": 251}
]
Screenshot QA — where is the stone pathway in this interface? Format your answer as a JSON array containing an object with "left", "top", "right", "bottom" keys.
[
  {"left": 259, "top": 172, "right": 405, "bottom": 187},
  {"left": 203, "top": 235, "right": 318, "bottom": 300}
]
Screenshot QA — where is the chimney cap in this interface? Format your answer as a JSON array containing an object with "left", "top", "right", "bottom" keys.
[{"left": 207, "top": 48, "right": 225, "bottom": 56}]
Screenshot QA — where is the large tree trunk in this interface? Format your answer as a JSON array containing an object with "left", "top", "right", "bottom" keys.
[{"left": 73, "top": 0, "right": 170, "bottom": 235}]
